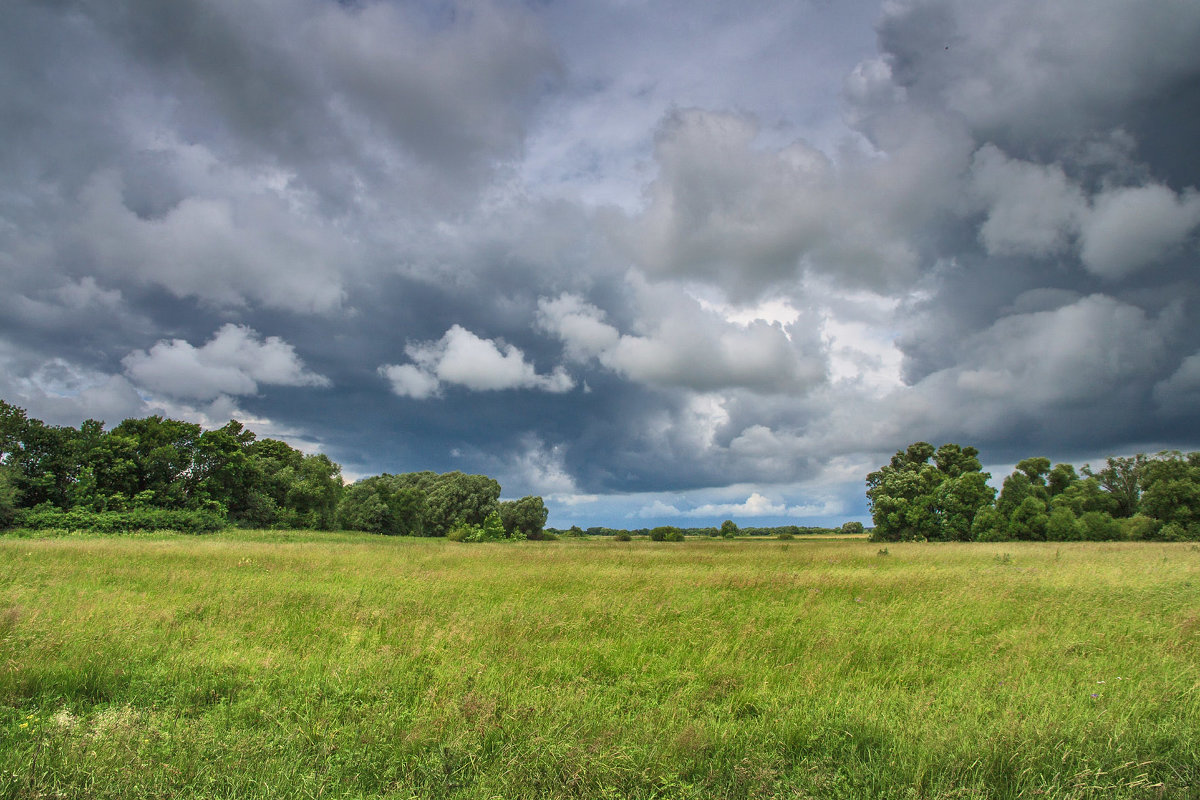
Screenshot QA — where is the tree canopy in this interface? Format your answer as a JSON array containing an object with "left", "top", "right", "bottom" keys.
[
  {"left": 0, "top": 399, "right": 545, "bottom": 538},
  {"left": 868, "top": 442, "right": 1200, "bottom": 542}
]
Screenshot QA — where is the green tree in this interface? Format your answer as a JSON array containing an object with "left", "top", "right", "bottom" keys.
[
  {"left": 720, "top": 519, "right": 739, "bottom": 538},
  {"left": 867, "top": 442, "right": 993, "bottom": 541},
  {"left": 935, "top": 471, "right": 996, "bottom": 541},
  {"left": 1083, "top": 454, "right": 1146, "bottom": 518},
  {"left": 423, "top": 472, "right": 501, "bottom": 537},
  {"left": 109, "top": 416, "right": 202, "bottom": 507},
  {"left": 498, "top": 496, "right": 549, "bottom": 539},
  {"left": 0, "top": 466, "right": 19, "bottom": 528},
  {"left": 1046, "top": 506, "right": 1082, "bottom": 541},
  {"left": 1138, "top": 452, "right": 1200, "bottom": 538},
  {"left": 1008, "top": 496, "right": 1049, "bottom": 541}
]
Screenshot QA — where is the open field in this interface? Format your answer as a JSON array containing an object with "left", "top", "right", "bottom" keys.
[{"left": 1, "top": 532, "right": 1197, "bottom": 799}]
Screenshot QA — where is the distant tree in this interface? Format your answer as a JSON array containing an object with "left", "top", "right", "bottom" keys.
[
  {"left": 1083, "top": 454, "right": 1146, "bottom": 518},
  {"left": 498, "top": 495, "right": 549, "bottom": 539},
  {"left": 423, "top": 472, "right": 501, "bottom": 537},
  {"left": 867, "top": 442, "right": 993, "bottom": 541},
  {"left": 1046, "top": 506, "right": 1082, "bottom": 541},
  {"left": 840, "top": 521, "right": 864, "bottom": 535},
  {"left": 1047, "top": 463, "right": 1079, "bottom": 497},
  {"left": 1008, "top": 496, "right": 1049, "bottom": 541},
  {"left": 0, "top": 400, "right": 28, "bottom": 465},
  {"left": 720, "top": 519, "right": 739, "bottom": 538},
  {"left": 649, "top": 526, "right": 682, "bottom": 541},
  {"left": 934, "top": 472, "right": 996, "bottom": 541},
  {"left": 0, "top": 466, "right": 18, "bottom": 528},
  {"left": 1138, "top": 452, "right": 1200, "bottom": 538}
]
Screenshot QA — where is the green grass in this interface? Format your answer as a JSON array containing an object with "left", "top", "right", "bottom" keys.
[{"left": 1, "top": 531, "right": 1197, "bottom": 799}]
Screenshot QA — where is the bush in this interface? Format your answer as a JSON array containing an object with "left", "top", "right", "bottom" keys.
[
  {"left": 614, "top": 531, "right": 632, "bottom": 541},
  {"left": 12, "top": 506, "right": 226, "bottom": 534},
  {"left": 448, "top": 512, "right": 508, "bottom": 543},
  {"left": 649, "top": 526, "right": 682, "bottom": 542},
  {"left": 1120, "top": 515, "right": 1161, "bottom": 541}
]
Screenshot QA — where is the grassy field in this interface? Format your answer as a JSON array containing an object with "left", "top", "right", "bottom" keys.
[{"left": 0, "top": 531, "right": 1197, "bottom": 799}]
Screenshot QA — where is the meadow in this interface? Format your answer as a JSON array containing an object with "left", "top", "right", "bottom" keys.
[{"left": 0, "top": 531, "right": 1197, "bottom": 799}]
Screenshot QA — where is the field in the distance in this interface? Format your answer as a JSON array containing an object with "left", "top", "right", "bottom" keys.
[{"left": 1, "top": 532, "right": 1197, "bottom": 799}]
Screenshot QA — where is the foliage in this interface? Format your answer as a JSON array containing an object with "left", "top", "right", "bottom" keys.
[
  {"left": 498, "top": 495, "right": 549, "bottom": 539},
  {"left": 867, "top": 442, "right": 995, "bottom": 541},
  {"left": 448, "top": 511, "right": 509, "bottom": 543},
  {"left": 869, "top": 443, "right": 1200, "bottom": 543},
  {"left": 0, "top": 466, "right": 18, "bottom": 528},
  {"left": 12, "top": 505, "right": 225, "bottom": 534},
  {"left": 720, "top": 519, "right": 739, "bottom": 538},
  {"left": 0, "top": 399, "right": 536, "bottom": 539},
  {"left": 648, "top": 525, "right": 683, "bottom": 542}
]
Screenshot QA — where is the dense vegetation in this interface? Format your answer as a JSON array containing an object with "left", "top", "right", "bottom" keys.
[
  {"left": 0, "top": 400, "right": 546, "bottom": 539},
  {"left": 1, "top": 532, "right": 1196, "bottom": 798},
  {"left": 868, "top": 441, "right": 1200, "bottom": 542}
]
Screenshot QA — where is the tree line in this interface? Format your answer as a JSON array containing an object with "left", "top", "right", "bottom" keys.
[
  {"left": 0, "top": 400, "right": 546, "bottom": 539},
  {"left": 867, "top": 442, "right": 1200, "bottom": 542}
]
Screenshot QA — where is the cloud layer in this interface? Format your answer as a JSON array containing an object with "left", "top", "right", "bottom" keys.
[{"left": 3, "top": 0, "right": 1199, "bottom": 527}]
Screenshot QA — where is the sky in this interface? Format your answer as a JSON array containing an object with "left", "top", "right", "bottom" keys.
[{"left": 3, "top": 0, "right": 1200, "bottom": 529}]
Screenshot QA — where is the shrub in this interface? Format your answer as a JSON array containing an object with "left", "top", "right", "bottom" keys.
[
  {"left": 1120, "top": 515, "right": 1161, "bottom": 541},
  {"left": 12, "top": 506, "right": 226, "bottom": 534},
  {"left": 1078, "top": 511, "right": 1122, "bottom": 541},
  {"left": 614, "top": 531, "right": 632, "bottom": 541},
  {"left": 777, "top": 532, "right": 795, "bottom": 540},
  {"left": 664, "top": 529, "right": 685, "bottom": 542}
]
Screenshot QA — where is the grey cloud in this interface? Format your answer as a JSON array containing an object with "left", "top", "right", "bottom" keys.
[
  {"left": 83, "top": 0, "right": 559, "bottom": 194},
  {"left": 872, "top": 0, "right": 1200, "bottom": 154},
  {"left": 1078, "top": 185, "right": 1200, "bottom": 280},
  {"left": 122, "top": 324, "right": 330, "bottom": 402},
  {"left": 969, "top": 145, "right": 1084, "bottom": 258},
  {"left": 537, "top": 279, "right": 827, "bottom": 395},
  {"left": 613, "top": 107, "right": 971, "bottom": 298},
  {"left": 76, "top": 169, "right": 348, "bottom": 312}
]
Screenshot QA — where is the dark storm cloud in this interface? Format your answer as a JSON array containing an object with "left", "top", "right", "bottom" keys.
[{"left": 4, "top": 0, "right": 1200, "bottom": 526}]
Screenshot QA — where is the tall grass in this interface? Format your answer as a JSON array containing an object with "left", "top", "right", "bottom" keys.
[{"left": 1, "top": 532, "right": 1197, "bottom": 798}]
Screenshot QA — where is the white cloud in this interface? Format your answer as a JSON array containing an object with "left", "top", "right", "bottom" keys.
[
  {"left": 381, "top": 324, "right": 575, "bottom": 398},
  {"left": 537, "top": 280, "right": 827, "bottom": 394},
  {"left": 122, "top": 323, "right": 330, "bottom": 402},
  {"left": 377, "top": 364, "right": 441, "bottom": 401},
  {"left": 1078, "top": 184, "right": 1200, "bottom": 280},
  {"left": 635, "top": 500, "right": 683, "bottom": 519},
  {"left": 969, "top": 144, "right": 1085, "bottom": 258},
  {"left": 684, "top": 492, "right": 784, "bottom": 518}
]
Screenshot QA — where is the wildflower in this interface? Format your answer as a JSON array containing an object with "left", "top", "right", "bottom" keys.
[{"left": 1090, "top": 693, "right": 1099, "bottom": 698}]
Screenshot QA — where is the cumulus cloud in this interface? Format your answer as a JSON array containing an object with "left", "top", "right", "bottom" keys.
[
  {"left": 122, "top": 324, "right": 330, "bottom": 402},
  {"left": 869, "top": 0, "right": 1200, "bottom": 151},
  {"left": 1078, "top": 184, "right": 1200, "bottom": 280},
  {"left": 537, "top": 280, "right": 827, "bottom": 394},
  {"left": 612, "top": 107, "right": 961, "bottom": 296},
  {"left": 77, "top": 169, "right": 347, "bottom": 312},
  {"left": 380, "top": 325, "right": 574, "bottom": 399},
  {"left": 969, "top": 145, "right": 1085, "bottom": 258}
]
